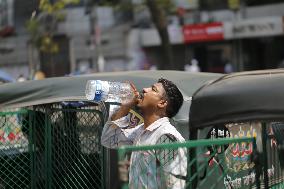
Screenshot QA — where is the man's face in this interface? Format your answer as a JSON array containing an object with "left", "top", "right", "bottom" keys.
[{"left": 137, "top": 82, "right": 167, "bottom": 111}]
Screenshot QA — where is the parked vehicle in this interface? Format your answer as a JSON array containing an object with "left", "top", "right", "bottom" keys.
[
  {"left": 0, "top": 70, "right": 221, "bottom": 189},
  {"left": 189, "top": 69, "right": 284, "bottom": 189}
]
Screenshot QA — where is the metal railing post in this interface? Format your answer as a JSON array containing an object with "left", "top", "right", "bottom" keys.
[
  {"left": 261, "top": 122, "right": 269, "bottom": 189},
  {"left": 45, "top": 109, "right": 52, "bottom": 189}
]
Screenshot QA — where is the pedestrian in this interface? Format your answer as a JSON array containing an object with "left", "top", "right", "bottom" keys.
[
  {"left": 17, "top": 74, "right": 27, "bottom": 82},
  {"left": 224, "top": 61, "right": 233, "bottom": 73},
  {"left": 101, "top": 78, "right": 187, "bottom": 189},
  {"left": 184, "top": 58, "right": 200, "bottom": 72},
  {"left": 150, "top": 64, "right": 157, "bottom": 70},
  {"left": 33, "top": 70, "right": 46, "bottom": 80}
]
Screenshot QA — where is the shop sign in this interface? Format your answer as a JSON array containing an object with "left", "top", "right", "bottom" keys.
[
  {"left": 204, "top": 122, "right": 282, "bottom": 189},
  {"left": 225, "top": 17, "right": 283, "bottom": 39},
  {"left": 183, "top": 22, "right": 224, "bottom": 43}
]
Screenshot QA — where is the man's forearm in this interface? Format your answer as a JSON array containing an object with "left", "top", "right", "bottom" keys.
[{"left": 111, "top": 105, "right": 132, "bottom": 121}]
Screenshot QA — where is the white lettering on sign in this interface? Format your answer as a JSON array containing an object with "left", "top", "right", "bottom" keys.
[
  {"left": 218, "top": 129, "right": 225, "bottom": 137},
  {"left": 223, "top": 165, "right": 275, "bottom": 189},
  {"left": 267, "top": 165, "right": 275, "bottom": 178},
  {"left": 207, "top": 26, "right": 223, "bottom": 34},
  {"left": 243, "top": 172, "right": 256, "bottom": 186},
  {"left": 224, "top": 175, "right": 242, "bottom": 189}
]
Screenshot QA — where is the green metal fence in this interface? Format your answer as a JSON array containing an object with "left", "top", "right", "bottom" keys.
[
  {"left": 3, "top": 104, "right": 284, "bottom": 189},
  {"left": 0, "top": 103, "right": 106, "bottom": 189},
  {"left": 118, "top": 137, "right": 259, "bottom": 189}
]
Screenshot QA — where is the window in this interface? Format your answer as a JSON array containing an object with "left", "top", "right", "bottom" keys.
[{"left": 0, "top": 0, "right": 8, "bottom": 29}]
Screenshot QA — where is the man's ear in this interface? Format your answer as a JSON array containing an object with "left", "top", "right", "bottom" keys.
[{"left": 157, "top": 99, "right": 168, "bottom": 109}]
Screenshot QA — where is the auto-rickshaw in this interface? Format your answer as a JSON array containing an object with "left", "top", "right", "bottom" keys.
[
  {"left": 0, "top": 70, "right": 221, "bottom": 189},
  {"left": 189, "top": 69, "right": 284, "bottom": 189}
]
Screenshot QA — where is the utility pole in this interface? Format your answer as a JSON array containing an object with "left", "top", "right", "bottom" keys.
[
  {"left": 229, "top": 0, "right": 246, "bottom": 72},
  {"left": 89, "top": 4, "right": 104, "bottom": 72}
]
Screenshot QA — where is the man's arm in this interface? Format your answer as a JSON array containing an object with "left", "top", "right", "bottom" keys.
[
  {"left": 101, "top": 107, "right": 145, "bottom": 149},
  {"left": 101, "top": 83, "right": 140, "bottom": 148},
  {"left": 110, "top": 104, "right": 132, "bottom": 121}
]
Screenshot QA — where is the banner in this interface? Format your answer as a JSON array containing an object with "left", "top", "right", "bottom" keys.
[
  {"left": 183, "top": 22, "right": 224, "bottom": 43},
  {"left": 202, "top": 122, "right": 284, "bottom": 189}
]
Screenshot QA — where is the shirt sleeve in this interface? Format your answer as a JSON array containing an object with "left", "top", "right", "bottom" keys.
[{"left": 101, "top": 115, "right": 142, "bottom": 149}]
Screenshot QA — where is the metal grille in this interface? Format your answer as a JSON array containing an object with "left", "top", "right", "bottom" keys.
[
  {"left": 118, "top": 137, "right": 259, "bottom": 189},
  {"left": 0, "top": 102, "right": 106, "bottom": 189},
  {"left": 0, "top": 110, "right": 31, "bottom": 189}
]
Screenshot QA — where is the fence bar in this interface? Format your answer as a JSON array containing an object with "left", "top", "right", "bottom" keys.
[
  {"left": 29, "top": 111, "right": 35, "bottom": 189},
  {"left": 118, "top": 137, "right": 255, "bottom": 189},
  {"left": 119, "top": 137, "right": 254, "bottom": 153},
  {"left": 261, "top": 122, "right": 269, "bottom": 189}
]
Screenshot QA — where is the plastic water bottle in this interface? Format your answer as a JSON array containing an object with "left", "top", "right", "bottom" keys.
[{"left": 85, "top": 80, "right": 134, "bottom": 103}]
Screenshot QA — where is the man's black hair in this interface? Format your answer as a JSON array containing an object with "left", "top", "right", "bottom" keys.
[{"left": 158, "top": 78, "right": 183, "bottom": 118}]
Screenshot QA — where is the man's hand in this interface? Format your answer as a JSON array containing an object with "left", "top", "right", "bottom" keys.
[
  {"left": 122, "top": 82, "right": 140, "bottom": 107},
  {"left": 111, "top": 82, "right": 139, "bottom": 121}
]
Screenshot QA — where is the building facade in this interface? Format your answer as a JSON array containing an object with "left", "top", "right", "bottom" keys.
[
  {"left": 141, "top": 1, "right": 284, "bottom": 72},
  {"left": 1, "top": 0, "right": 284, "bottom": 79},
  {"left": 0, "top": 0, "right": 132, "bottom": 79}
]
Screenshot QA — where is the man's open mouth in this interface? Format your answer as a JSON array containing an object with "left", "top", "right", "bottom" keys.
[{"left": 138, "top": 91, "right": 144, "bottom": 100}]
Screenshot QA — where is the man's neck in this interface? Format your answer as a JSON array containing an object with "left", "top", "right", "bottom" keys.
[{"left": 143, "top": 114, "right": 163, "bottom": 129}]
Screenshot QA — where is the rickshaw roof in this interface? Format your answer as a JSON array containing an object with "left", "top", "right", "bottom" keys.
[
  {"left": 0, "top": 71, "right": 221, "bottom": 122},
  {"left": 189, "top": 69, "right": 284, "bottom": 129}
]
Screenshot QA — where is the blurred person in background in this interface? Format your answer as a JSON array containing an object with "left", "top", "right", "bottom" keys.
[
  {"left": 150, "top": 64, "right": 157, "bottom": 70},
  {"left": 224, "top": 61, "right": 234, "bottom": 74},
  {"left": 17, "top": 74, "right": 27, "bottom": 82},
  {"left": 33, "top": 71, "right": 46, "bottom": 80},
  {"left": 184, "top": 58, "right": 200, "bottom": 72}
]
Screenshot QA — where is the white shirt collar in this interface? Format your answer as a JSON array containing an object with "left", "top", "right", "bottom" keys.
[{"left": 145, "top": 117, "right": 170, "bottom": 131}]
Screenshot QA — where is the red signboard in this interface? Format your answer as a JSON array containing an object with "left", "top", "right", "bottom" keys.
[
  {"left": 183, "top": 22, "right": 224, "bottom": 43},
  {"left": 0, "top": 26, "right": 14, "bottom": 37}
]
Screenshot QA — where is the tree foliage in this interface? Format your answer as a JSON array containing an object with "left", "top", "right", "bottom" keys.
[
  {"left": 26, "top": 0, "right": 79, "bottom": 54},
  {"left": 89, "top": 0, "right": 177, "bottom": 69}
]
